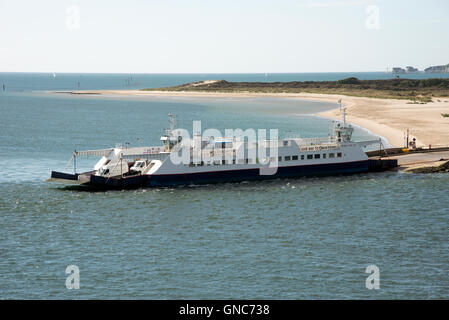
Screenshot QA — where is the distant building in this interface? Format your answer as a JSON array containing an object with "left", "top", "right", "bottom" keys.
[
  {"left": 405, "top": 66, "right": 419, "bottom": 73},
  {"left": 425, "top": 64, "right": 449, "bottom": 73},
  {"left": 392, "top": 66, "right": 419, "bottom": 74},
  {"left": 392, "top": 67, "right": 406, "bottom": 74}
]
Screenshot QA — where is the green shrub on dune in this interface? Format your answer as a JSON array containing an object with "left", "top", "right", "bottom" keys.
[{"left": 142, "top": 78, "right": 449, "bottom": 102}]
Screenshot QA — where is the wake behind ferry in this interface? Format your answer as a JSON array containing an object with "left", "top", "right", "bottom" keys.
[{"left": 47, "top": 109, "right": 394, "bottom": 189}]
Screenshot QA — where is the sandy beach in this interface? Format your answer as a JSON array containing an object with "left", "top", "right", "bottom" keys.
[{"left": 61, "top": 90, "right": 449, "bottom": 148}]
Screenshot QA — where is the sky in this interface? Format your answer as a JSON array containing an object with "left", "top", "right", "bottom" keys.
[{"left": 0, "top": 0, "right": 448, "bottom": 73}]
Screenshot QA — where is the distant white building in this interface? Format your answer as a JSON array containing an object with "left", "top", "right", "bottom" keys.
[
  {"left": 392, "top": 67, "right": 406, "bottom": 74},
  {"left": 424, "top": 64, "right": 449, "bottom": 73},
  {"left": 405, "top": 66, "right": 419, "bottom": 73},
  {"left": 392, "top": 66, "right": 419, "bottom": 74}
]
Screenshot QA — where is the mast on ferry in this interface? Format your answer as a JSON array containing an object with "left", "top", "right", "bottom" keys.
[
  {"left": 161, "top": 113, "right": 181, "bottom": 151},
  {"left": 333, "top": 100, "right": 353, "bottom": 143}
]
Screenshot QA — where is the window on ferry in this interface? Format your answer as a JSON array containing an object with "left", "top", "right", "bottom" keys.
[
  {"left": 270, "top": 157, "right": 275, "bottom": 163},
  {"left": 329, "top": 153, "right": 335, "bottom": 158},
  {"left": 222, "top": 160, "right": 226, "bottom": 165},
  {"left": 323, "top": 154, "right": 327, "bottom": 159},
  {"left": 301, "top": 155, "right": 305, "bottom": 160},
  {"left": 214, "top": 160, "right": 220, "bottom": 165},
  {"left": 292, "top": 155, "right": 298, "bottom": 160},
  {"left": 245, "top": 158, "right": 249, "bottom": 164},
  {"left": 314, "top": 154, "right": 320, "bottom": 159},
  {"left": 285, "top": 156, "right": 291, "bottom": 161},
  {"left": 337, "top": 152, "right": 342, "bottom": 158},
  {"left": 307, "top": 154, "right": 313, "bottom": 160},
  {"left": 278, "top": 156, "right": 282, "bottom": 162}
]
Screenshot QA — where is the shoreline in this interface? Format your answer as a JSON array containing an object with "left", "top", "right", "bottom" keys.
[{"left": 52, "top": 90, "right": 449, "bottom": 148}]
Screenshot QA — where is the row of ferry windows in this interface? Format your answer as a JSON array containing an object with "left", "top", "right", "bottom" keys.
[
  {"left": 281, "top": 152, "right": 342, "bottom": 161},
  {"left": 189, "top": 159, "right": 257, "bottom": 166},
  {"left": 187, "top": 152, "right": 342, "bottom": 166}
]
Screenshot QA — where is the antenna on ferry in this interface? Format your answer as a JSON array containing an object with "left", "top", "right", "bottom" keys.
[
  {"left": 338, "top": 99, "right": 342, "bottom": 111},
  {"left": 73, "top": 150, "right": 77, "bottom": 174}
]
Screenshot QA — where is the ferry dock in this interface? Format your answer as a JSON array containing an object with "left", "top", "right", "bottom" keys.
[{"left": 367, "top": 147, "right": 449, "bottom": 173}]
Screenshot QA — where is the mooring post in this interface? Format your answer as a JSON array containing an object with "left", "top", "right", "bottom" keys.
[{"left": 406, "top": 128, "right": 409, "bottom": 149}]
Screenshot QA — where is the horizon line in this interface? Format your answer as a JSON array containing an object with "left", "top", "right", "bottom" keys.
[{"left": 0, "top": 70, "right": 398, "bottom": 75}]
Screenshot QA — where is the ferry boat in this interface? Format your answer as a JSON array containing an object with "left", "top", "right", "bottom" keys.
[{"left": 47, "top": 110, "right": 383, "bottom": 189}]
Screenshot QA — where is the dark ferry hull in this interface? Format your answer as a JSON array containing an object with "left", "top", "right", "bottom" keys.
[
  {"left": 89, "top": 174, "right": 149, "bottom": 189},
  {"left": 146, "top": 160, "right": 370, "bottom": 187}
]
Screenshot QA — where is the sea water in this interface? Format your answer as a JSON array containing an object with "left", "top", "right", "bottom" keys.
[{"left": 0, "top": 73, "right": 448, "bottom": 299}]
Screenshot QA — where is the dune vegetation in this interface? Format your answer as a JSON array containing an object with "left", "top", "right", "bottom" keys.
[{"left": 142, "top": 77, "right": 449, "bottom": 103}]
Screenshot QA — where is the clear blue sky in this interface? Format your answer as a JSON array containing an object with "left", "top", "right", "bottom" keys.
[{"left": 0, "top": 0, "right": 448, "bottom": 73}]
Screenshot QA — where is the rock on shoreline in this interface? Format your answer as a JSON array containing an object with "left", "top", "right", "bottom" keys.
[{"left": 405, "top": 160, "right": 449, "bottom": 173}]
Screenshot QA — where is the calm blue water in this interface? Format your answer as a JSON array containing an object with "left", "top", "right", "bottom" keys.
[{"left": 1, "top": 73, "right": 448, "bottom": 299}]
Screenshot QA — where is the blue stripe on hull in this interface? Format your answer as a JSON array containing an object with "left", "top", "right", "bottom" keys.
[{"left": 147, "top": 160, "right": 369, "bottom": 187}]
